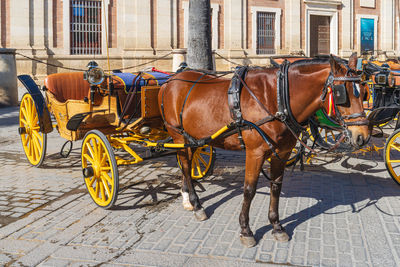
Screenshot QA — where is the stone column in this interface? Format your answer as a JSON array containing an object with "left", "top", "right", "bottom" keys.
[
  {"left": 134, "top": 0, "right": 152, "bottom": 55},
  {"left": 0, "top": 48, "right": 17, "bottom": 106},
  {"left": 285, "top": 0, "right": 301, "bottom": 54},
  {"left": 61, "top": 0, "right": 70, "bottom": 55},
  {"left": 341, "top": 0, "right": 354, "bottom": 57},
  {"left": 381, "top": 0, "right": 395, "bottom": 55},
  {"left": 32, "top": 0, "right": 48, "bottom": 77},
  {"left": 157, "top": 0, "right": 172, "bottom": 51},
  {"left": 224, "top": 0, "right": 245, "bottom": 55},
  {"left": 9, "top": 1, "right": 30, "bottom": 48},
  {"left": 101, "top": 0, "right": 110, "bottom": 55}
]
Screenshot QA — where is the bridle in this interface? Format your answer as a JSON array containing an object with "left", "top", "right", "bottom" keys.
[{"left": 322, "top": 70, "right": 369, "bottom": 143}]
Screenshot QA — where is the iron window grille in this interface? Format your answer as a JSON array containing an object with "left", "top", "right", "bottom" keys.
[
  {"left": 256, "top": 12, "right": 275, "bottom": 55},
  {"left": 70, "top": 0, "right": 102, "bottom": 55}
]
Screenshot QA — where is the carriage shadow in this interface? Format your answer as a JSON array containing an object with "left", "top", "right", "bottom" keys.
[
  {"left": 41, "top": 148, "right": 82, "bottom": 169},
  {"left": 34, "top": 142, "right": 399, "bottom": 244}
]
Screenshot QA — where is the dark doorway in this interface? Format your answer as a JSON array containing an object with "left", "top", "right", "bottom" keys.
[{"left": 310, "top": 15, "right": 330, "bottom": 57}]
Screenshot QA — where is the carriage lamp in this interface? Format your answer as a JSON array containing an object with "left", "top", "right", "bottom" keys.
[
  {"left": 375, "top": 74, "right": 387, "bottom": 85},
  {"left": 84, "top": 61, "right": 105, "bottom": 85}
]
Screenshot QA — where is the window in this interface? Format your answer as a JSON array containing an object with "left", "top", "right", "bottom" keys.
[
  {"left": 256, "top": 12, "right": 275, "bottom": 54},
  {"left": 70, "top": 0, "right": 102, "bottom": 55}
]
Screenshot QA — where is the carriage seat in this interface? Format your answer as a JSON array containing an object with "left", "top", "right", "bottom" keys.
[{"left": 44, "top": 72, "right": 91, "bottom": 103}]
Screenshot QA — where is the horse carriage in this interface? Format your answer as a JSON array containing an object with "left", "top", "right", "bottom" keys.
[
  {"left": 362, "top": 60, "right": 400, "bottom": 185},
  {"left": 17, "top": 62, "right": 216, "bottom": 209},
  {"left": 18, "top": 53, "right": 370, "bottom": 247}
]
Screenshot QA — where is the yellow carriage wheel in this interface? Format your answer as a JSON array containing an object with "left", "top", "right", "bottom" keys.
[
  {"left": 177, "top": 145, "right": 216, "bottom": 180},
  {"left": 384, "top": 129, "right": 400, "bottom": 185},
  {"left": 19, "top": 93, "right": 47, "bottom": 167},
  {"left": 81, "top": 130, "right": 119, "bottom": 208}
]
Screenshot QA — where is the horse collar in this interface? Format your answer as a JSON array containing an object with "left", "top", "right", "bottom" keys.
[{"left": 276, "top": 60, "right": 307, "bottom": 135}]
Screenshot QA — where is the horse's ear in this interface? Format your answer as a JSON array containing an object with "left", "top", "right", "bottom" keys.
[
  {"left": 348, "top": 52, "right": 358, "bottom": 70},
  {"left": 329, "top": 54, "right": 341, "bottom": 74}
]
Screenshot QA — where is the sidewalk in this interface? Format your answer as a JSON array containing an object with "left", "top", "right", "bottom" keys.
[{"left": 0, "top": 106, "right": 399, "bottom": 266}]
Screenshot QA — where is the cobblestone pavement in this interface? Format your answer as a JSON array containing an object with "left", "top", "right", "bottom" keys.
[{"left": 0, "top": 106, "right": 400, "bottom": 266}]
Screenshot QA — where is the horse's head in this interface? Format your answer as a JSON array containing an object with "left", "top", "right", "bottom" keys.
[{"left": 329, "top": 53, "right": 370, "bottom": 148}]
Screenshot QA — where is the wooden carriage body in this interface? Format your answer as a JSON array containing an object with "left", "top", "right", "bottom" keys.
[{"left": 42, "top": 71, "right": 168, "bottom": 141}]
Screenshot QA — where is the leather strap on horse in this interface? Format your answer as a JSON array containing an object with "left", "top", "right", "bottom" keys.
[
  {"left": 276, "top": 60, "right": 308, "bottom": 135},
  {"left": 229, "top": 69, "right": 287, "bottom": 161},
  {"left": 228, "top": 66, "right": 248, "bottom": 149}
]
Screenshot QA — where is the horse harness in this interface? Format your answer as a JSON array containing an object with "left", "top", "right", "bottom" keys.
[{"left": 160, "top": 60, "right": 367, "bottom": 158}]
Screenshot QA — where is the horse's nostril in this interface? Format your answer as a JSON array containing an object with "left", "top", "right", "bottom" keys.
[{"left": 356, "top": 134, "right": 364, "bottom": 146}]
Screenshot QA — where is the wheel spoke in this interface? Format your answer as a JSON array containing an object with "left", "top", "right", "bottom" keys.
[
  {"left": 101, "top": 172, "right": 113, "bottom": 184},
  {"left": 33, "top": 130, "right": 43, "bottom": 143},
  {"left": 22, "top": 135, "right": 29, "bottom": 146},
  {"left": 31, "top": 139, "right": 38, "bottom": 160},
  {"left": 83, "top": 153, "right": 94, "bottom": 165},
  {"left": 86, "top": 142, "right": 95, "bottom": 159},
  {"left": 27, "top": 99, "right": 34, "bottom": 122},
  {"left": 28, "top": 138, "right": 33, "bottom": 157},
  {"left": 97, "top": 141, "right": 104, "bottom": 161},
  {"left": 92, "top": 139, "right": 100, "bottom": 161},
  {"left": 87, "top": 176, "right": 96, "bottom": 187},
  {"left": 21, "top": 108, "right": 28, "bottom": 123},
  {"left": 388, "top": 159, "right": 400, "bottom": 163},
  {"left": 199, "top": 150, "right": 212, "bottom": 156},
  {"left": 101, "top": 166, "right": 111, "bottom": 172},
  {"left": 195, "top": 158, "right": 202, "bottom": 176},
  {"left": 390, "top": 143, "right": 400, "bottom": 153},
  {"left": 198, "top": 154, "right": 208, "bottom": 167},
  {"left": 100, "top": 153, "right": 107, "bottom": 166},
  {"left": 32, "top": 113, "right": 38, "bottom": 125},
  {"left": 20, "top": 118, "right": 28, "bottom": 126},
  {"left": 32, "top": 135, "right": 41, "bottom": 155},
  {"left": 100, "top": 181, "right": 106, "bottom": 200},
  {"left": 95, "top": 180, "right": 100, "bottom": 198},
  {"left": 101, "top": 179, "right": 111, "bottom": 197}
]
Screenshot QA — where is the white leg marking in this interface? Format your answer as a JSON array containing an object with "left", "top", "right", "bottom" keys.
[{"left": 181, "top": 191, "right": 194, "bottom": 211}]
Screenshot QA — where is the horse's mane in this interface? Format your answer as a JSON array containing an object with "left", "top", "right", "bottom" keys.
[{"left": 289, "top": 56, "right": 349, "bottom": 68}]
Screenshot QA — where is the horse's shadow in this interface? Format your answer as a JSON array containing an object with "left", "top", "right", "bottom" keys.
[{"left": 190, "top": 155, "right": 399, "bottom": 243}]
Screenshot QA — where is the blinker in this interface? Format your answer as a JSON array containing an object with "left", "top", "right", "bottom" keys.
[{"left": 332, "top": 84, "right": 347, "bottom": 105}]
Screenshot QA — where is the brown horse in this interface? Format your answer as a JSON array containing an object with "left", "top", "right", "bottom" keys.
[{"left": 158, "top": 53, "right": 369, "bottom": 247}]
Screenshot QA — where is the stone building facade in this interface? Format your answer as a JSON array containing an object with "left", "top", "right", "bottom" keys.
[{"left": 1, "top": 0, "right": 399, "bottom": 78}]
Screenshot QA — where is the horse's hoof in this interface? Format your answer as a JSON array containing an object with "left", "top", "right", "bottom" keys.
[
  {"left": 240, "top": 235, "right": 257, "bottom": 248},
  {"left": 272, "top": 230, "right": 290, "bottom": 242},
  {"left": 193, "top": 208, "right": 208, "bottom": 221},
  {"left": 183, "top": 202, "right": 194, "bottom": 211}
]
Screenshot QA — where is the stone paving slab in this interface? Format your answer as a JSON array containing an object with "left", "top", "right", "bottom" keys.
[{"left": 1, "top": 106, "right": 400, "bottom": 266}]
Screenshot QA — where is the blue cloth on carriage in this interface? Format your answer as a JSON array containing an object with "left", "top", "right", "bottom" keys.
[{"left": 112, "top": 72, "right": 171, "bottom": 93}]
